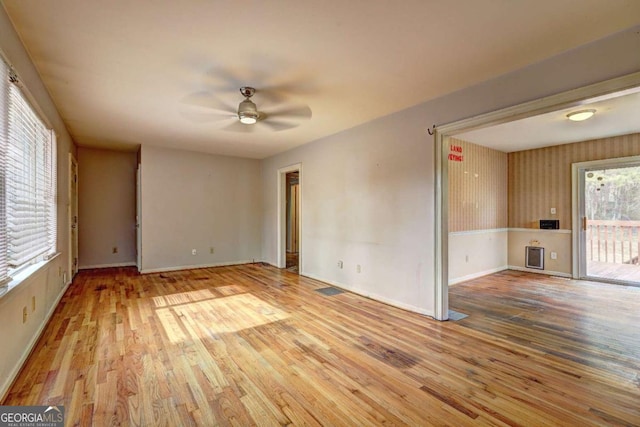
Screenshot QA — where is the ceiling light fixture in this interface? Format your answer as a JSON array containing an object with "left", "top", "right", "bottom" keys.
[
  {"left": 566, "top": 109, "right": 596, "bottom": 122},
  {"left": 238, "top": 87, "right": 259, "bottom": 124}
]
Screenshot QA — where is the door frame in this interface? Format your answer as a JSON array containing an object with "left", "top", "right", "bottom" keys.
[
  {"left": 572, "top": 155, "right": 640, "bottom": 283},
  {"left": 435, "top": 71, "right": 640, "bottom": 321},
  {"left": 277, "top": 163, "right": 302, "bottom": 269},
  {"left": 68, "top": 153, "right": 78, "bottom": 281},
  {"left": 136, "top": 165, "right": 142, "bottom": 271}
]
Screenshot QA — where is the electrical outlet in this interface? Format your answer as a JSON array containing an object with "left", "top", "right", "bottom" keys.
[
  {"left": 32, "top": 296, "right": 36, "bottom": 312},
  {"left": 337, "top": 260, "right": 343, "bottom": 269},
  {"left": 210, "top": 247, "right": 215, "bottom": 254},
  {"left": 23, "top": 307, "right": 28, "bottom": 323},
  {"left": 112, "top": 246, "right": 118, "bottom": 254},
  {"left": 550, "top": 252, "right": 557, "bottom": 260},
  {"left": 356, "top": 264, "right": 361, "bottom": 273},
  {"left": 192, "top": 249, "right": 197, "bottom": 255},
  {"left": 550, "top": 207, "right": 557, "bottom": 215}
]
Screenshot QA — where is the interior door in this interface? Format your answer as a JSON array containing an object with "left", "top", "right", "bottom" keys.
[{"left": 578, "top": 160, "right": 640, "bottom": 284}]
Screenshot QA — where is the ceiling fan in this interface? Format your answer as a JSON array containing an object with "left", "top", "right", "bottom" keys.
[{"left": 181, "top": 86, "right": 312, "bottom": 132}]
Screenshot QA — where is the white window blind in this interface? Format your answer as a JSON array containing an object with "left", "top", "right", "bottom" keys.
[
  {"left": 0, "top": 58, "right": 56, "bottom": 282},
  {"left": 0, "top": 59, "right": 8, "bottom": 284}
]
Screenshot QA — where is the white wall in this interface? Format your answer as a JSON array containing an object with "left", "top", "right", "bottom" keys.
[
  {"left": 77, "top": 147, "right": 137, "bottom": 268},
  {"left": 261, "top": 25, "right": 640, "bottom": 317},
  {"left": 140, "top": 146, "right": 262, "bottom": 272},
  {"left": 0, "top": 8, "right": 76, "bottom": 398},
  {"left": 262, "top": 108, "right": 435, "bottom": 314},
  {"left": 449, "top": 230, "right": 508, "bottom": 285}
]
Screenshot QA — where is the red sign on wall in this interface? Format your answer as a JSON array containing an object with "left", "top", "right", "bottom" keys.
[{"left": 449, "top": 145, "right": 463, "bottom": 162}]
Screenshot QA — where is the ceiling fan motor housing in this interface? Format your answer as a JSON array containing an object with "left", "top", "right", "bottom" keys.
[{"left": 238, "top": 86, "right": 259, "bottom": 124}]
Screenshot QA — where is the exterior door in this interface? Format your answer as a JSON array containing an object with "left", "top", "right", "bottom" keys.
[{"left": 578, "top": 159, "right": 640, "bottom": 284}]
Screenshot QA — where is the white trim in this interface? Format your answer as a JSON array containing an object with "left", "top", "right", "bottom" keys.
[
  {"left": 140, "top": 260, "right": 255, "bottom": 274},
  {"left": 277, "top": 163, "right": 302, "bottom": 269},
  {"left": 508, "top": 265, "right": 572, "bottom": 278},
  {"left": 79, "top": 262, "right": 137, "bottom": 270},
  {"left": 435, "top": 71, "right": 640, "bottom": 322},
  {"left": 508, "top": 228, "right": 572, "bottom": 234},
  {"left": 301, "top": 272, "right": 435, "bottom": 318},
  {"left": 433, "top": 130, "right": 448, "bottom": 320},
  {"left": 437, "top": 71, "right": 640, "bottom": 136},
  {"left": 449, "top": 266, "right": 509, "bottom": 285},
  {"left": 449, "top": 228, "right": 508, "bottom": 236},
  {"left": 572, "top": 155, "right": 640, "bottom": 280}
]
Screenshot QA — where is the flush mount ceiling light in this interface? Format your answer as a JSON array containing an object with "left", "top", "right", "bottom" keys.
[
  {"left": 566, "top": 109, "right": 596, "bottom": 122},
  {"left": 237, "top": 86, "right": 259, "bottom": 124}
]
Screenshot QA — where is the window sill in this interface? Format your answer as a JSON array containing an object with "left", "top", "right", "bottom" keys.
[{"left": 0, "top": 253, "right": 61, "bottom": 300}]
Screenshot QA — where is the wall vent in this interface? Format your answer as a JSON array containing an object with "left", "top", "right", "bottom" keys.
[{"left": 525, "top": 246, "right": 544, "bottom": 270}]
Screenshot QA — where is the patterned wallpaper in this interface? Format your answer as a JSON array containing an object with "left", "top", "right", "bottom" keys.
[
  {"left": 508, "top": 133, "right": 640, "bottom": 229},
  {"left": 448, "top": 138, "right": 508, "bottom": 232}
]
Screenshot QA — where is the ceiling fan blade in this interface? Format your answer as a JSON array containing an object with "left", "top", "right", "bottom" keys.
[
  {"left": 262, "top": 104, "right": 312, "bottom": 121},
  {"left": 221, "top": 120, "right": 257, "bottom": 133},
  {"left": 181, "top": 91, "right": 235, "bottom": 114},
  {"left": 180, "top": 110, "right": 235, "bottom": 123},
  {"left": 258, "top": 119, "right": 300, "bottom": 132}
]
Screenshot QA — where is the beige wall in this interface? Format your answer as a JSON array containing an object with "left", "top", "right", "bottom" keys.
[
  {"left": 508, "top": 133, "right": 640, "bottom": 229},
  {"left": 449, "top": 138, "right": 508, "bottom": 232},
  {"left": 140, "top": 146, "right": 262, "bottom": 272},
  {"left": 508, "top": 230, "right": 572, "bottom": 276},
  {"left": 78, "top": 148, "right": 137, "bottom": 268}
]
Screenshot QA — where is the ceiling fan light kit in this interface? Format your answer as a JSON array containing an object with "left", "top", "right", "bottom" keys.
[
  {"left": 238, "top": 86, "right": 259, "bottom": 124},
  {"left": 566, "top": 109, "right": 596, "bottom": 122}
]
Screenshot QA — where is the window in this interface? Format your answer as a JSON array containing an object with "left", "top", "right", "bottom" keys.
[{"left": 0, "top": 57, "right": 56, "bottom": 285}]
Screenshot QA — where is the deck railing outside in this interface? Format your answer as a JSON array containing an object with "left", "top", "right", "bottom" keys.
[{"left": 586, "top": 220, "right": 640, "bottom": 264}]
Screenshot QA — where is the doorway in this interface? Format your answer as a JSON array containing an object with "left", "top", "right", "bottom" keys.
[
  {"left": 436, "top": 72, "right": 640, "bottom": 321},
  {"left": 286, "top": 171, "right": 300, "bottom": 272},
  {"left": 277, "top": 164, "right": 302, "bottom": 271},
  {"left": 575, "top": 157, "right": 640, "bottom": 285},
  {"left": 68, "top": 153, "right": 78, "bottom": 280},
  {"left": 136, "top": 165, "right": 142, "bottom": 271}
]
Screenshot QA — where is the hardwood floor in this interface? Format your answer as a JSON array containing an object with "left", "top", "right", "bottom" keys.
[{"left": 4, "top": 265, "right": 640, "bottom": 426}]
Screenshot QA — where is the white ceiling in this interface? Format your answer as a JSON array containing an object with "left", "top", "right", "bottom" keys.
[
  {"left": 457, "top": 89, "right": 640, "bottom": 152},
  {"left": 3, "top": 1, "right": 640, "bottom": 158}
]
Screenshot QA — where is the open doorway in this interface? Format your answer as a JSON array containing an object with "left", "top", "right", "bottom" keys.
[
  {"left": 435, "top": 72, "right": 640, "bottom": 320},
  {"left": 285, "top": 171, "right": 300, "bottom": 273},
  {"left": 277, "top": 163, "right": 302, "bottom": 271},
  {"left": 68, "top": 153, "right": 78, "bottom": 281}
]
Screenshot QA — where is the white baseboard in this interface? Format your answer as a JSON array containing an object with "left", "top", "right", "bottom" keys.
[
  {"left": 79, "top": 262, "right": 136, "bottom": 270},
  {"left": 449, "top": 266, "right": 509, "bottom": 285},
  {"left": 140, "top": 260, "right": 256, "bottom": 274},
  {"left": 507, "top": 265, "right": 572, "bottom": 278},
  {"left": 300, "top": 272, "right": 434, "bottom": 318}
]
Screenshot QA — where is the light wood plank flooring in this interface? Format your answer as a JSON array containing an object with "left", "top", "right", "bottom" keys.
[{"left": 3, "top": 265, "right": 640, "bottom": 426}]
